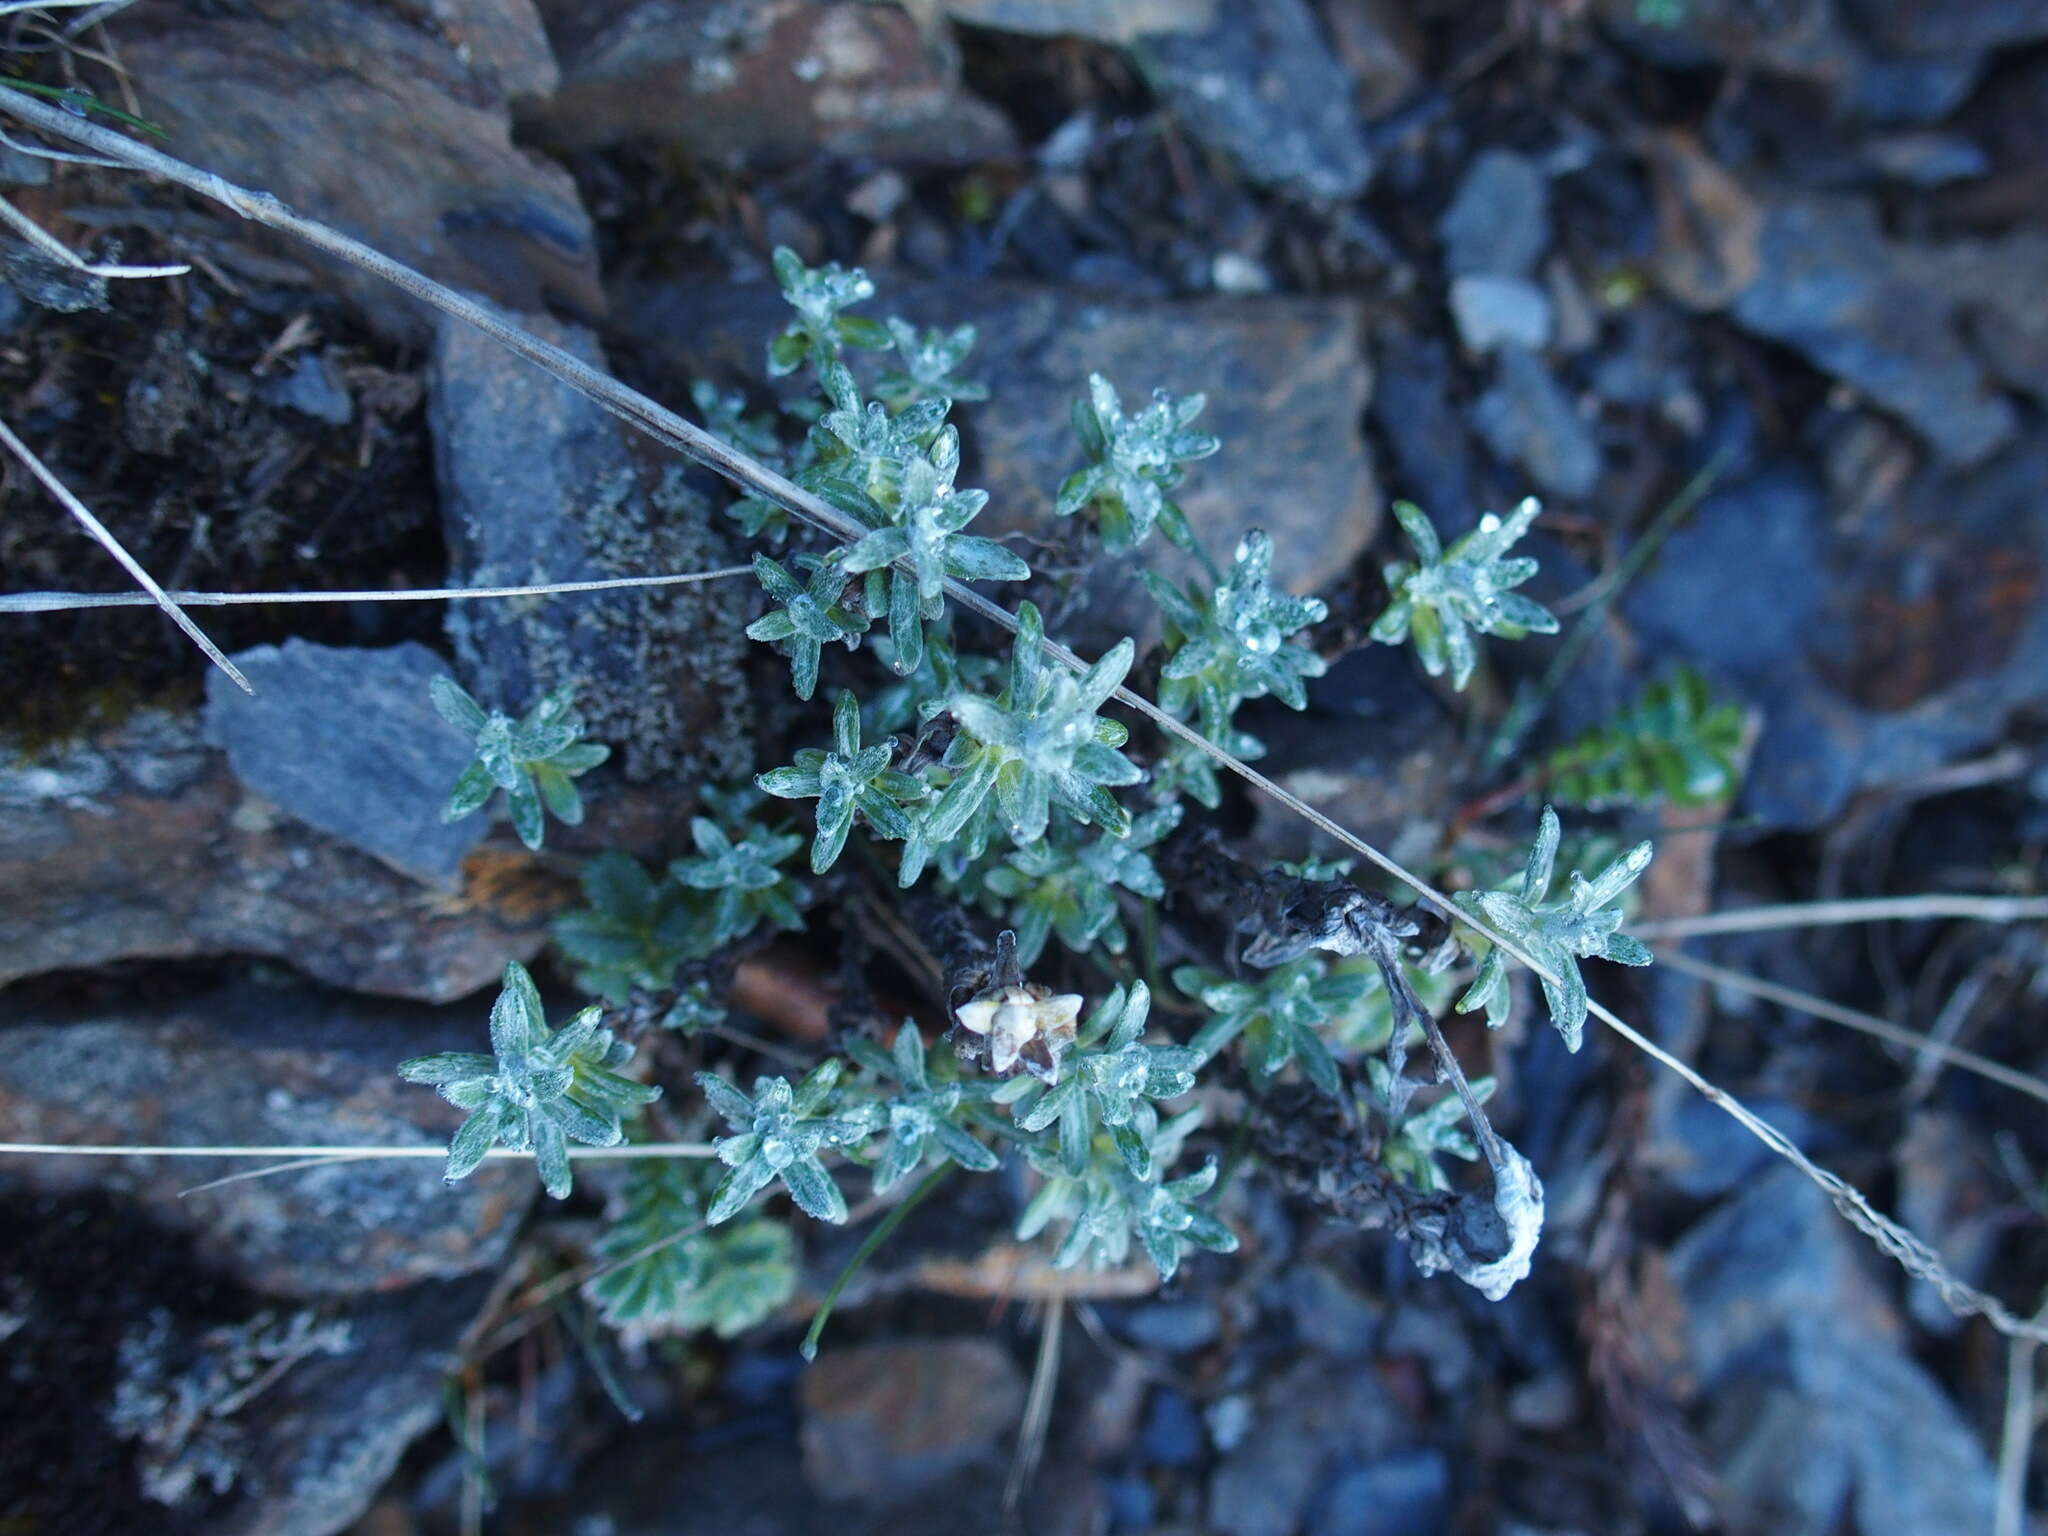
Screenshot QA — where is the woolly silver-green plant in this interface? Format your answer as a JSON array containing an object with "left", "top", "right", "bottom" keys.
[
  {"left": 399, "top": 961, "right": 659, "bottom": 1199},
  {"left": 1370, "top": 498, "right": 1559, "bottom": 690},
  {"left": 1453, "top": 806, "right": 1654, "bottom": 1051}
]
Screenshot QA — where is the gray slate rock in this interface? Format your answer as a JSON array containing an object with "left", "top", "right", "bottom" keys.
[
  {"left": 1934, "top": 230, "right": 2048, "bottom": 409},
  {"left": 532, "top": 0, "right": 1014, "bottom": 164},
  {"left": 576, "top": 1439, "right": 831, "bottom": 1535},
  {"left": 0, "top": 710, "right": 549, "bottom": 1001},
  {"left": 1449, "top": 273, "right": 1555, "bottom": 355},
  {"left": 201, "top": 1281, "right": 491, "bottom": 1536},
  {"left": 619, "top": 278, "right": 1380, "bottom": 646},
  {"left": 0, "top": 134, "right": 50, "bottom": 186},
  {"left": 1730, "top": 198, "right": 2016, "bottom": 465},
  {"left": 1143, "top": 1388, "right": 1206, "bottom": 1466},
  {"left": 1628, "top": 457, "right": 1822, "bottom": 808},
  {"left": 392, "top": 0, "right": 561, "bottom": 101},
  {"left": 1323, "top": 0, "right": 1425, "bottom": 120},
  {"left": 1207, "top": 1357, "right": 1415, "bottom": 1536},
  {"left": 1628, "top": 467, "right": 1831, "bottom": 679},
  {"left": 798, "top": 1338, "right": 1025, "bottom": 1504},
  {"left": 1474, "top": 345, "right": 1602, "bottom": 499},
  {"left": 1860, "top": 130, "right": 1992, "bottom": 187},
  {"left": 1275, "top": 1261, "right": 1381, "bottom": 1357},
  {"left": 257, "top": 353, "right": 354, "bottom": 427},
  {"left": 1115, "top": 1297, "right": 1220, "bottom": 1354},
  {"left": 210, "top": 1277, "right": 494, "bottom": 1536},
  {"left": 1650, "top": 1093, "right": 1824, "bottom": 1200},
  {"left": 0, "top": 981, "right": 533, "bottom": 1297},
  {"left": 1312, "top": 1450, "right": 1450, "bottom": 1536},
  {"left": 566, "top": 1435, "right": 1093, "bottom": 1536},
  {"left": 941, "top": 0, "right": 1216, "bottom": 40},
  {"left": 1381, "top": 1302, "right": 1478, "bottom": 1395},
  {"left": 1838, "top": 0, "right": 2048, "bottom": 57},
  {"left": 4, "top": 1189, "right": 491, "bottom": 1536},
  {"left": 1627, "top": 439, "right": 2048, "bottom": 829},
  {"left": 1671, "top": 1168, "right": 1999, "bottom": 1536},
  {"left": 1591, "top": 0, "right": 1986, "bottom": 122},
  {"left": 1440, "top": 150, "right": 1550, "bottom": 278},
  {"left": 1133, "top": 0, "right": 1374, "bottom": 200},
  {"left": 1370, "top": 324, "right": 1475, "bottom": 522},
  {"left": 430, "top": 309, "right": 752, "bottom": 784},
  {"left": 205, "top": 639, "right": 484, "bottom": 889},
  {"left": 123, "top": 0, "right": 601, "bottom": 341}
]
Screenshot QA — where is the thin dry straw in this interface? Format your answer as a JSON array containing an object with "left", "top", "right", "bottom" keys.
[
  {"left": 0, "top": 1139, "right": 716, "bottom": 1197},
  {"left": 0, "top": 1141, "right": 715, "bottom": 1160},
  {"left": 0, "top": 414, "right": 250, "bottom": 691},
  {"left": 5, "top": 86, "right": 2043, "bottom": 1344},
  {"left": 0, "top": 0, "right": 126, "bottom": 14},
  {"left": 1629, "top": 893, "right": 2048, "bottom": 941},
  {"left": 1655, "top": 947, "right": 2048, "bottom": 1109},
  {"left": 0, "top": 565, "right": 757, "bottom": 613},
  {"left": 0, "top": 189, "right": 188, "bottom": 278}
]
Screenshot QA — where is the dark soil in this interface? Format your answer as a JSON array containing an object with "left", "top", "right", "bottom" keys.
[
  {"left": 4, "top": 2, "right": 2047, "bottom": 1533},
  {"left": 0, "top": 192, "right": 442, "bottom": 744},
  {"left": 0, "top": 1189, "right": 250, "bottom": 1536}
]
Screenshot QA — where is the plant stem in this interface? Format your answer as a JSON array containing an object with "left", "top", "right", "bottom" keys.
[{"left": 800, "top": 1163, "right": 953, "bottom": 1360}]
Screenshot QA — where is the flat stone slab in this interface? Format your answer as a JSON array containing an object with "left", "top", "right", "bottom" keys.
[
  {"left": 0, "top": 981, "right": 532, "bottom": 1297},
  {"left": 124, "top": 0, "right": 602, "bottom": 340},
  {"left": 0, "top": 709, "right": 553, "bottom": 1002},
  {"left": 530, "top": 0, "right": 1014, "bottom": 164},
  {"left": 205, "top": 639, "right": 484, "bottom": 890}
]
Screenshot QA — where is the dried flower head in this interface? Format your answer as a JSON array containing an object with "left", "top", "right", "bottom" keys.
[{"left": 955, "top": 980, "right": 1085, "bottom": 1083}]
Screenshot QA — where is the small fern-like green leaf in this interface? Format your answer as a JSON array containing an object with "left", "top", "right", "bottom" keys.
[{"left": 1538, "top": 668, "right": 1744, "bottom": 810}]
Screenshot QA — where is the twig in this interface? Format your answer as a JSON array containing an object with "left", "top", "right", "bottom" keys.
[
  {"left": 0, "top": 564, "right": 755, "bottom": 613},
  {"left": 1629, "top": 893, "right": 2048, "bottom": 941},
  {"left": 0, "top": 414, "right": 249, "bottom": 691},
  {"left": 1416, "top": 1006, "right": 1507, "bottom": 1173},
  {"left": 6, "top": 86, "right": 2040, "bottom": 1344},
  {"left": 1883, "top": 743, "right": 2031, "bottom": 801},
  {"left": 1655, "top": 948, "right": 2048, "bottom": 1109}
]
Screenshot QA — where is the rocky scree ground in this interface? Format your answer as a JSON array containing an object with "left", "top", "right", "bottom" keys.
[{"left": 2, "top": 1, "right": 2047, "bottom": 1534}]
